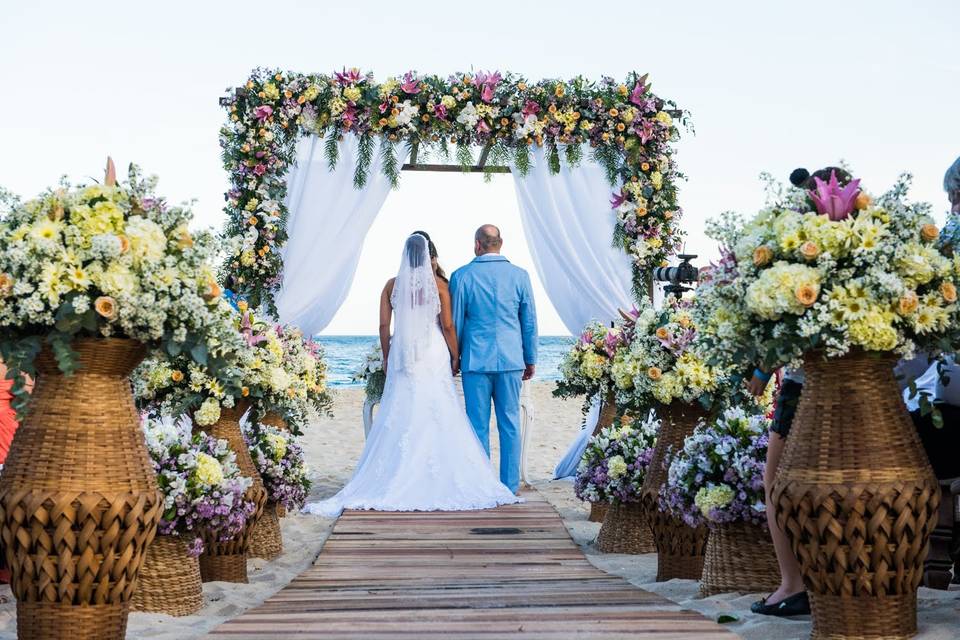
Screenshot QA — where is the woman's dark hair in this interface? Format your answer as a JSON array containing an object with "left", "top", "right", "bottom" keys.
[
  {"left": 411, "top": 230, "right": 447, "bottom": 281},
  {"left": 790, "top": 166, "right": 853, "bottom": 189}
]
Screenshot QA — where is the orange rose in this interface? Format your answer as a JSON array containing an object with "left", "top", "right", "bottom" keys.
[
  {"left": 799, "top": 241, "right": 820, "bottom": 260},
  {"left": 753, "top": 246, "right": 773, "bottom": 267},
  {"left": 920, "top": 224, "right": 939, "bottom": 242},
  {"left": 94, "top": 296, "right": 118, "bottom": 320},
  {"left": 117, "top": 234, "right": 130, "bottom": 254},
  {"left": 663, "top": 211, "right": 674, "bottom": 220},
  {"left": 241, "top": 386, "right": 250, "bottom": 397},
  {"left": 795, "top": 284, "right": 819, "bottom": 307},
  {"left": 655, "top": 326, "right": 670, "bottom": 340},
  {"left": 237, "top": 300, "right": 248, "bottom": 313},
  {"left": 608, "top": 108, "right": 619, "bottom": 117},
  {"left": 0, "top": 273, "right": 13, "bottom": 297},
  {"left": 203, "top": 280, "right": 221, "bottom": 302},
  {"left": 517, "top": 82, "right": 527, "bottom": 91},
  {"left": 647, "top": 367, "right": 662, "bottom": 381},
  {"left": 898, "top": 291, "right": 919, "bottom": 315},
  {"left": 170, "top": 370, "right": 184, "bottom": 383},
  {"left": 636, "top": 206, "right": 648, "bottom": 217},
  {"left": 616, "top": 123, "right": 625, "bottom": 132},
  {"left": 941, "top": 281, "right": 957, "bottom": 303},
  {"left": 640, "top": 162, "right": 650, "bottom": 172},
  {"left": 619, "top": 414, "right": 634, "bottom": 425},
  {"left": 554, "top": 85, "right": 565, "bottom": 98},
  {"left": 854, "top": 192, "right": 871, "bottom": 210}
]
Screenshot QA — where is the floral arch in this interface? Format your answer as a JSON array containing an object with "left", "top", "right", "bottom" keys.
[{"left": 219, "top": 67, "right": 687, "bottom": 325}]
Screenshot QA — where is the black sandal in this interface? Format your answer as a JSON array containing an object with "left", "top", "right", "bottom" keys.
[{"left": 750, "top": 591, "right": 810, "bottom": 617}]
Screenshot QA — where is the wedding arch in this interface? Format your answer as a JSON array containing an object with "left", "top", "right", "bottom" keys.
[{"left": 218, "top": 67, "right": 687, "bottom": 335}]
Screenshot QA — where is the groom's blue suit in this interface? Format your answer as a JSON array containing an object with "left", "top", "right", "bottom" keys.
[{"left": 450, "top": 254, "right": 538, "bottom": 492}]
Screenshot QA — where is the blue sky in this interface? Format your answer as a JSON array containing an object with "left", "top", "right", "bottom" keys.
[{"left": 1, "top": 0, "right": 957, "bottom": 334}]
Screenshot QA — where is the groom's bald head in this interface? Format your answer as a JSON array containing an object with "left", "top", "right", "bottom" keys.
[{"left": 474, "top": 224, "right": 502, "bottom": 256}]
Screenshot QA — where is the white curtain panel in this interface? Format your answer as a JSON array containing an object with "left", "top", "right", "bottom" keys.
[
  {"left": 511, "top": 145, "right": 635, "bottom": 334},
  {"left": 277, "top": 135, "right": 405, "bottom": 335}
]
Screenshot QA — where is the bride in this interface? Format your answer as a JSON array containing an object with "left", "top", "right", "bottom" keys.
[{"left": 305, "top": 232, "right": 521, "bottom": 517}]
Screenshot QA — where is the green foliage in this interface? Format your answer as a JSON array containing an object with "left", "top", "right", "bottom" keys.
[
  {"left": 380, "top": 140, "right": 400, "bottom": 188},
  {"left": 353, "top": 133, "right": 375, "bottom": 188},
  {"left": 323, "top": 130, "right": 340, "bottom": 171}
]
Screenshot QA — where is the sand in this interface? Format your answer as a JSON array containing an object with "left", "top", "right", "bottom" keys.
[{"left": 0, "top": 382, "right": 956, "bottom": 639}]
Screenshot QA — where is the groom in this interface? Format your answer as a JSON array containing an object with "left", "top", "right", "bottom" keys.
[{"left": 451, "top": 225, "right": 538, "bottom": 494}]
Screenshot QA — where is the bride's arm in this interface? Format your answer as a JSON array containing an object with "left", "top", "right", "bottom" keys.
[
  {"left": 437, "top": 280, "right": 460, "bottom": 374},
  {"left": 379, "top": 279, "right": 394, "bottom": 373}
]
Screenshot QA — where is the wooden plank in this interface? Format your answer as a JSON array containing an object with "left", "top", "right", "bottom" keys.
[
  {"left": 211, "top": 490, "right": 734, "bottom": 639},
  {"left": 401, "top": 163, "right": 511, "bottom": 174}
]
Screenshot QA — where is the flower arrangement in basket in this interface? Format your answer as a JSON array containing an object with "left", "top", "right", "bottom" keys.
[
  {"left": 574, "top": 412, "right": 658, "bottom": 505},
  {"left": 273, "top": 324, "right": 333, "bottom": 426},
  {"left": 0, "top": 162, "right": 229, "bottom": 412},
  {"left": 725, "top": 168, "right": 956, "bottom": 638},
  {"left": 555, "top": 320, "right": 629, "bottom": 409},
  {"left": 661, "top": 407, "right": 768, "bottom": 529},
  {"left": 661, "top": 406, "right": 779, "bottom": 595},
  {"left": 244, "top": 423, "right": 311, "bottom": 512},
  {"left": 353, "top": 342, "right": 386, "bottom": 403},
  {"left": 143, "top": 418, "right": 257, "bottom": 554}
]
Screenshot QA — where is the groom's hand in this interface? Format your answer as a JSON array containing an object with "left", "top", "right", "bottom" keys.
[
  {"left": 451, "top": 356, "right": 460, "bottom": 376},
  {"left": 522, "top": 364, "right": 535, "bottom": 381}
]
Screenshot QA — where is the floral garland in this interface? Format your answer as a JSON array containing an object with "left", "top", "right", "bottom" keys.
[
  {"left": 574, "top": 412, "right": 658, "bottom": 505},
  {"left": 219, "top": 68, "right": 686, "bottom": 312},
  {"left": 661, "top": 407, "right": 769, "bottom": 528},
  {"left": 353, "top": 342, "right": 385, "bottom": 403},
  {"left": 732, "top": 173, "right": 960, "bottom": 369},
  {"left": 143, "top": 418, "right": 256, "bottom": 556},
  {"left": 244, "top": 423, "right": 311, "bottom": 511},
  {"left": 0, "top": 164, "right": 229, "bottom": 414}
]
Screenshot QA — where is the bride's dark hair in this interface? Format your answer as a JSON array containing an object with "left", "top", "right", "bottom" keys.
[{"left": 411, "top": 230, "right": 447, "bottom": 281}]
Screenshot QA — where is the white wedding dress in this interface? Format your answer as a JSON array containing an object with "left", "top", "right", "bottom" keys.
[{"left": 305, "top": 235, "right": 521, "bottom": 517}]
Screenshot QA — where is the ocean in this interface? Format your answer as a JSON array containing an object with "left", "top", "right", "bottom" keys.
[{"left": 317, "top": 336, "right": 574, "bottom": 386}]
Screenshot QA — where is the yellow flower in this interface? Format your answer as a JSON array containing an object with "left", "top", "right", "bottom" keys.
[
  {"left": 650, "top": 171, "right": 663, "bottom": 190},
  {"left": 30, "top": 218, "right": 63, "bottom": 243},
  {"left": 94, "top": 295, "right": 118, "bottom": 320},
  {"left": 554, "top": 84, "right": 565, "bottom": 98},
  {"left": 343, "top": 86, "right": 362, "bottom": 103},
  {"left": 194, "top": 452, "right": 225, "bottom": 486},
  {"left": 606, "top": 455, "right": 627, "bottom": 479},
  {"left": 262, "top": 83, "right": 280, "bottom": 101},
  {"left": 266, "top": 433, "right": 288, "bottom": 462},
  {"left": 125, "top": 216, "right": 167, "bottom": 263},
  {"left": 67, "top": 266, "right": 91, "bottom": 289},
  {"left": 855, "top": 192, "right": 872, "bottom": 210},
  {"left": 848, "top": 308, "right": 898, "bottom": 351},
  {"left": 655, "top": 111, "right": 673, "bottom": 127},
  {"left": 170, "top": 370, "right": 184, "bottom": 383},
  {"left": 941, "top": 281, "right": 957, "bottom": 303},
  {"left": 0, "top": 273, "right": 13, "bottom": 297},
  {"left": 655, "top": 326, "right": 670, "bottom": 340}
]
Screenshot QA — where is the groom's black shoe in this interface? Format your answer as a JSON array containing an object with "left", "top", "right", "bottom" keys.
[{"left": 750, "top": 591, "right": 810, "bottom": 617}]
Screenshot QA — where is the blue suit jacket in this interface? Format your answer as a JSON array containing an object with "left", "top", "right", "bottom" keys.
[{"left": 450, "top": 254, "right": 538, "bottom": 373}]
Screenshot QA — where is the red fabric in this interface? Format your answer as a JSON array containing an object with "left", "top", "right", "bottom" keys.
[{"left": 0, "top": 378, "right": 19, "bottom": 466}]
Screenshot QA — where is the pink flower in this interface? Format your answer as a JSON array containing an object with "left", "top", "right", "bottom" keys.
[
  {"left": 253, "top": 164, "right": 267, "bottom": 176},
  {"left": 808, "top": 170, "right": 861, "bottom": 221},
  {"left": 253, "top": 105, "right": 273, "bottom": 121},
  {"left": 401, "top": 72, "right": 420, "bottom": 94},
  {"left": 629, "top": 75, "right": 649, "bottom": 106},
  {"left": 476, "top": 120, "right": 491, "bottom": 134},
  {"left": 334, "top": 68, "right": 362, "bottom": 85},
  {"left": 434, "top": 104, "right": 447, "bottom": 120},
  {"left": 522, "top": 100, "right": 541, "bottom": 117},
  {"left": 379, "top": 101, "right": 389, "bottom": 114},
  {"left": 637, "top": 120, "right": 655, "bottom": 144}
]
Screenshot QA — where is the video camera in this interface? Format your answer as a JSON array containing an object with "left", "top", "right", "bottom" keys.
[{"left": 652, "top": 254, "right": 699, "bottom": 297}]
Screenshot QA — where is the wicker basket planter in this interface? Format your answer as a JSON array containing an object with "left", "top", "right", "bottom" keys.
[
  {"left": 596, "top": 502, "right": 656, "bottom": 554},
  {"left": 131, "top": 535, "right": 203, "bottom": 616},
  {"left": 699, "top": 521, "right": 780, "bottom": 596},
  {"left": 0, "top": 339, "right": 162, "bottom": 640},
  {"left": 588, "top": 502, "right": 608, "bottom": 523},
  {"left": 771, "top": 352, "right": 940, "bottom": 640},
  {"left": 193, "top": 402, "right": 266, "bottom": 583},
  {"left": 248, "top": 501, "right": 283, "bottom": 560},
  {"left": 259, "top": 411, "right": 288, "bottom": 431},
  {"left": 641, "top": 401, "right": 709, "bottom": 582}
]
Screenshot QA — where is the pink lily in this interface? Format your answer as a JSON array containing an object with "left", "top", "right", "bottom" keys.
[
  {"left": 240, "top": 313, "right": 267, "bottom": 346},
  {"left": 638, "top": 120, "right": 655, "bottom": 144},
  {"left": 610, "top": 190, "right": 627, "bottom": 208},
  {"left": 481, "top": 84, "right": 495, "bottom": 102},
  {"left": 808, "top": 170, "right": 861, "bottom": 221},
  {"left": 252, "top": 164, "right": 267, "bottom": 176},
  {"left": 521, "top": 99, "right": 540, "bottom": 117},
  {"left": 379, "top": 101, "right": 389, "bottom": 114},
  {"left": 476, "top": 119, "right": 491, "bottom": 135},
  {"left": 629, "top": 75, "right": 649, "bottom": 106},
  {"left": 434, "top": 104, "right": 447, "bottom": 120},
  {"left": 334, "top": 68, "right": 362, "bottom": 86},
  {"left": 401, "top": 72, "right": 420, "bottom": 94},
  {"left": 253, "top": 105, "right": 273, "bottom": 121}
]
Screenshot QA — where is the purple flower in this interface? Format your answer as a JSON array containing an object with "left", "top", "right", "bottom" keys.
[
  {"left": 808, "top": 170, "right": 861, "bottom": 221},
  {"left": 629, "top": 75, "right": 649, "bottom": 106},
  {"left": 253, "top": 105, "right": 274, "bottom": 121},
  {"left": 521, "top": 100, "right": 541, "bottom": 117},
  {"left": 400, "top": 72, "right": 421, "bottom": 94},
  {"left": 334, "top": 67, "right": 362, "bottom": 86},
  {"left": 434, "top": 104, "right": 448, "bottom": 120}
]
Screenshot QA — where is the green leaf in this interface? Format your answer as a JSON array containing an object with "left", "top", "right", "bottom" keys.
[
  {"left": 353, "top": 134, "right": 374, "bottom": 189},
  {"left": 166, "top": 340, "right": 183, "bottom": 357},
  {"left": 53, "top": 301, "right": 82, "bottom": 333},
  {"left": 717, "top": 614, "right": 739, "bottom": 624},
  {"left": 48, "top": 335, "right": 78, "bottom": 376},
  {"left": 323, "top": 129, "right": 340, "bottom": 171},
  {"left": 456, "top": 143, "right": 473, "bottom": 172},
  {"left": 514, "top": 145, "right": 531, "bottom": 177},
  {"left": 380, "top": 140, "right": 400, "bottom": 189},
  {"left": 190, "top": 343, "right": 209, "bottom": 367}
]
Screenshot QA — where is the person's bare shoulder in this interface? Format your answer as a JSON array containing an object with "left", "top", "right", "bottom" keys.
[
  {"left": 436, "top": 277, "right": 450, "bottom": 294},
  {"left": 383, "top": 278, "right": 396, "bottom": 296}
]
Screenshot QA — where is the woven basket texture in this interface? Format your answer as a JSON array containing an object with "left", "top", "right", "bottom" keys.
[
  {"left": 131, "top": 535, "right": 202, "bottom": 616},
  {"left": 596, "top": 502, "right": 656, "bottom": 554},
  {"left": 700, "top": 521, "right": 780, "bottom": 596}
]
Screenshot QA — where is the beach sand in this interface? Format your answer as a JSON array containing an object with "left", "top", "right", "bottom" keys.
[{"left": 0, "top": 382, "right": 956, "bottom": 638}]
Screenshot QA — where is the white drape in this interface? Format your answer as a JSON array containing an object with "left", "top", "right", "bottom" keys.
[
  {"left": 277, "top": 136, "right": 404, "bottom": 335},
  {"left": 511, "top": 146, "right": 636, "bottom": 334}
]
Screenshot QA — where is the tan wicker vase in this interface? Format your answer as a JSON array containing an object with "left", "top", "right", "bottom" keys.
[
  {"left": 596, "top": 502, "right": 656, "bottom": 554},
  {"left": 700, "top": 521, "right": 780, "bottom": 596},
  {"left": 130, "top": 535, "right": 203, "bottom": 616},
  {"left": 641, "top": 401, "right": 709, "bottom": 582},
  {"left": 192, "top": 401, "right": 266, "bottom": 583},
  {"left": 584, "top": 391, "right": 619, "bottom": 523},
  {"left": 771, "top": 352, "right": 939, "bottom": 640},
  {"left": 0, "top": 338, "right": 162, "bottom": 640},
  {"left": 248, "top": 501, "right": 283, "bottom": 560},
  {"left": 588, "top": 502, "right": 608, "bottom": 523},
  {"left": 259, "top": 410, "right": 288, "bottom": 431}
]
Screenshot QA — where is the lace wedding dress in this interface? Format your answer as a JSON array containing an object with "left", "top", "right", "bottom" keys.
[{"left": 304, "top": 235, "right": 521, "bottom": 517}]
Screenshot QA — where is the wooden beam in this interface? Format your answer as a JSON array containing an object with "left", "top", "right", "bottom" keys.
[
  {"left": 408, "top": 140, "right": 419, "bottom": 166},
  {"left": 476, "top": 144, "right": 493, "bottom": 170},
  {"left": 401, "top": 163, "right": 511, "bottom": 174}
]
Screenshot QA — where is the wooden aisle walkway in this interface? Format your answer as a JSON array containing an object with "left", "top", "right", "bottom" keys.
[{"left": 211, "top": 491, "right": 735, "bottom": 639}]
